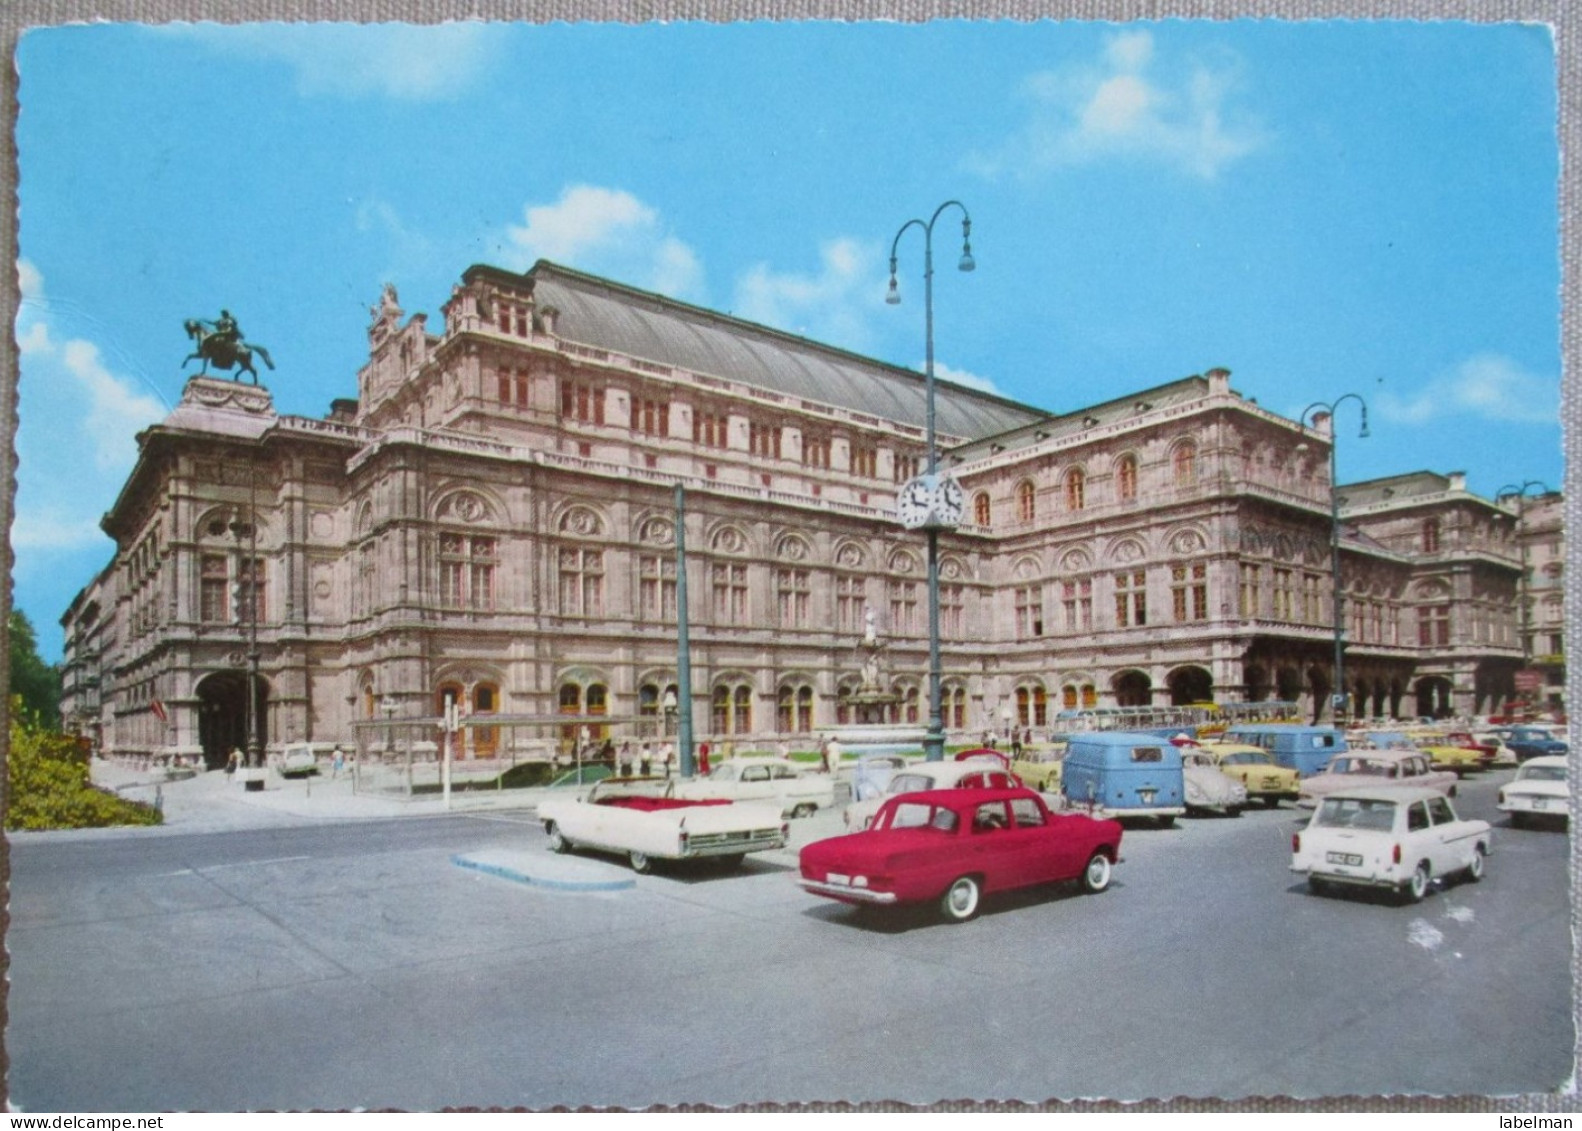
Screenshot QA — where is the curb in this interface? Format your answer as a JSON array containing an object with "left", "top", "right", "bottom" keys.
[{"left": 451, "top": 851, "right": 637, "bottom": 892}]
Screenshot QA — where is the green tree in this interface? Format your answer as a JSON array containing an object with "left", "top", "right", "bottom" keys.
[{"left": 9, "top": 610, "right": 61, "bottom": 726}]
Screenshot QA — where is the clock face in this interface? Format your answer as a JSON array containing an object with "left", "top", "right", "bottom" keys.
[
  {"left": 897, "top": 476, "right": 933, "bottom": 529},
  {"left": 935, "top": 476, "right": 966, "bottom": 525}
]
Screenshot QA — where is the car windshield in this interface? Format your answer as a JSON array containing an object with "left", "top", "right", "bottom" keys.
[
  {"left": 883, "top": 801, "right": 958, "bottom": 833},
  {"left": 1519, "top": 765, "right": 1567, "bottom": 782},
  {"left": 1315, "top": 797, "right": 1397, "bottom": 831},
  {"left": 887, "top": 773, "right": 937, "bottom": 794}
]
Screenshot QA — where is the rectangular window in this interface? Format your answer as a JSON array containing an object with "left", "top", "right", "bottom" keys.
[
  {"left": 889, "top": 581, "right": 919, "bottom": 635},
  {"left": 776, "top": 568, "right": 810, "bottom": 628},
  {"left": 1418, "top": 604, "right": 1450, "bottom": 647},
  {"left": 442, "top": 534, "right": 497, "bottom": 611},
  {"left": 638, "top": 555, "right": 676, "bottom": 622},
  {"left": 1238, "top": 562, "right": 1261, "bottom": 618},
  {"left": 750, "top": 422, "right": 782, "bottom": 459},
  {"left": 1015, "top": 585, "right": 1044, "bottom": 638},
  {"left": 836, "top": 576, "right": 867, "bottom": 634},
  {"left": 711, "top": 562, "right": 749, "bottom": 625},
  {"left": 940, "top": 584, "right": 965, "bottom": 638},
  {"left": 851, "top": 445, "right": 878, "bottom": 478},
  {"left": 1062, "top": 578, "right": 1093, "bottom": 632},
  {"left": 894, "top": 454, "right": 921, "bottom": 483},
  {"left": 803, "top": 434, "right": 831, "bottom": 469},
  {"left": 561, "top": 380, "right": 604, "bottom": 425},
  {"left": 557, "top": 547, "right": 603, "bottom": 617},
  {"left": 1172, "top": 564, "right": 1208, "bottom": 623},
  {"left": 694, "top": 411, "right": 728, "bottom": 449},
  {"left": 1272, "top": 568, "right": 1294, "bottom": 622},
  {"left": 1114, "top": 570, "right": 1147, "bottom": 627},
  {"left": 200, "top": 554, "right": 229, "bottom": 623},
  {"left": 631, "top": 397, "right": 670, "bottom": 437}
]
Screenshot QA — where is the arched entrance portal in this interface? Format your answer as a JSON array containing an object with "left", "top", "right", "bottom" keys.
[
  {"left": 1113, "top": 670, "right": 1152, "bottom": 708},
  {"left": 1167, "top": 666, "right": 1213, "bottom": 706},
  {"left": 1414, "top": 676, "right": 1454, "bottom": 720},
  {"left": 195, "top": 671, "right": 270, "bottom": 770}
]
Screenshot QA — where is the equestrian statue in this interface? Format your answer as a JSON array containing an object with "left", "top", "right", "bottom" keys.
[{"left": 183, "top": 309, "right": 275, "bottom": 384}]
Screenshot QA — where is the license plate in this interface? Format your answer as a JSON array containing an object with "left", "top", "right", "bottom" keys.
[
  {"left": 1533, "top": 798, "right": 1550, "bottom": 810},
  {"left": 826, "top": 872, "right": 850, "bottom": 885},
  {"left": 1327, "top": 851, "right": 1363, "bottom": 866}
]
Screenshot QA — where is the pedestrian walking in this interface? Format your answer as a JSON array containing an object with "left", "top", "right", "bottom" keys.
[
  {"left": 699, "top": 741, "right": 712, "bottom": 776},
  {"left": 826, "top": 736, "right": 842, "bottom": 776},
  {"left": 1010, "top": 729, "right": 1024, "bottom": 758},
  {"left": 639, "top": 741, "right": 653, "bottom": 776},
  {"left": 618, "top": 740, "right": 633, "bottom": 777},
  {"left": 331, "top": 746, "right": 345, "bottom": 779},
  {"left": 659, "top": 741, "right": 674, "bottom": 778},
  {"left": 226, "top": 747, "right": 241, "bottom": 776}
]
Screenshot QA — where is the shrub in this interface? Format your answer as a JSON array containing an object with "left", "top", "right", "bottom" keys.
[{"left": 7, "top": 699, "right": 161, "bottom": 830}]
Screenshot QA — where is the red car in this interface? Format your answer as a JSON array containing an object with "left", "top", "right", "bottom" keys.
[{"left": 798, "top": 787, "right": 1123, "bottom": 923}]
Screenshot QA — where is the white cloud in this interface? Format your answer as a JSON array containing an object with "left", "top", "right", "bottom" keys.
[
  {"left": 166, "top": 21, "right": 497, "bottom": 101},
  {"left": 10, "top": 511, "right": 109, "bottom": 553},
  {"left": 930, "top": 361, "right": 1002, "bottom": 397},
  {"left": 969, "top": 30, "right": 1266, "bottom": 181},
  {"left": 732, "top": 238, "right": 881, "bottom": 352},
  {"left": 1374, "top": 354, "right": 1559, "bottom": 425},
  {"left": 18, "top": 257, "right": 42, "bottom": 300},
  {"left": 62, "top": 340, "right": 168, "bottom": 472},
  {"left": 502, "top": 185, "right": 705, "bottom": 301}
]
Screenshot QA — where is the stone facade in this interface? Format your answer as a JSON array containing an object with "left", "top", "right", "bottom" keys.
[{"left": 58, "top": 262, "right": 1551, "bottom": 767}]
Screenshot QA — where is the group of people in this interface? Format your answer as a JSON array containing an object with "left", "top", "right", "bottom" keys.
[
  {"left": 609, "top": 739, "right": 676, "bottom": 778},
  {"left": 982, "top": 727, "right": 1037, "bottom": 757}
]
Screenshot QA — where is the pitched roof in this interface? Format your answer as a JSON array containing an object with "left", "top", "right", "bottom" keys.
[{"left": 468, "top": 261, "right": 1049, "bottom": 442}]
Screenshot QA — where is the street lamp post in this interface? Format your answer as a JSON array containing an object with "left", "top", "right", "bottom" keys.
[
  {"left": 228, "top": 461, "right": 263, "bottom": 775},
  {"left": 1299, "top": 396, "right": 1369, "bottom": 725},
  {"left": 1496, "top": 479, "right": 1554, "bottom": 711},
  {"left": 886, "top": 201, "right": 975, "bottom": 763}
]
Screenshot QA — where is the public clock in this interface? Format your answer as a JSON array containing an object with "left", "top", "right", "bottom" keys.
[
  {"left": 933, "top": 476, "right": 966, "bottom": 527},
  {"left": 897, "top": 475, "right": 934, "bottom": 529}
]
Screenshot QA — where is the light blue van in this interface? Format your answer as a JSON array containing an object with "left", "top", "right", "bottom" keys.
[
  {"left": 1060, "top": 732, "right": 1186, "bottom": 826},
  {"left": 1220, "top": 725, "right": 1347, "bottom": 776}
]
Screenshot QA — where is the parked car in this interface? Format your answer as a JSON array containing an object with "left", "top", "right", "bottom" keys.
[
  {"left": 1179, "top": 747, "right": 1249, "bottom": 815},
  {"left": 1410, "top": 734, "right": 1488, "bottom": 776},
  {"left": 1497, "top": 755, "right": 1569, "bottom": 830},
  {"left": 277, "top": 743, "right": 320, "bottom": 779},
  {"left": 1220, "top": 725, "right": 1347, "bottom": 776},
  {"left": 1442, "top": 731, "right": 1499, "bottom": 766},
  {"left": 844, "top": 760, "right": 1023, "bottom": 831},
  {"left": 1290, "top": 787, "right": 1491, "bottom": 903},
  {"left": 851, "top": 753, "right": 910, "bottom": 802},
  {"left": 1472, "top": 731, "right": 1521, "bottom": 768},
  {"left": 1492, "top": 725, "right": 1569, "bottom": 763},
  {"left": 1061, "top": 731, "right": 1185, "bottom": 825},
  {"left": 799, "top": 787, "right": 1123, "bottom": 923},
  {"left": 673, "top": 757, "right": 836, "bottom": 818},
  {"left": 1010, "top": 745, "right": 1065, "bottom": 793},
  {"left": 1296, "top": 750, "right": 1458, "bottom": 808},
  {"left": 1194, "top": 742, "right": 1300, "bottom": 807},
  {"left": 539, "top": 777, "right": 787, "bottom": 873}
]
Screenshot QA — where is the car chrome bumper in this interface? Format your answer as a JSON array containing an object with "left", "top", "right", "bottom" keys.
[{"left": 798, "top": 879, "right": 898, "bottom": 904}]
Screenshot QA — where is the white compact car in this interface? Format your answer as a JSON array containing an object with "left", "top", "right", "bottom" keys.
[
  {"left": 843, "top": 760, "right": 1023, "bottom": 831},
  {"left": 277, "top": 743, "right": 320, "bottom": 778},
  {"left": 1290, "top": 786, "right": 1491, "bottom": 903},
  {"left": 1497, "top": 755, "right": 1569, "bottom": 829},
  {"left": 671, "top": 757, "right": 836, "bottom": 818}
]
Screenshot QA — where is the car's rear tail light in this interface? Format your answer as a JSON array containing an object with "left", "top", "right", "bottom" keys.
[
  {"left": 1292, "top": 833, "right": 1301, "bottom": 853},
  {"left": 679, "top": 831, "right": 689, "bottom": 849},
  {"left": 1393, "top": 843, "right": 1402, "bottom": 865}
]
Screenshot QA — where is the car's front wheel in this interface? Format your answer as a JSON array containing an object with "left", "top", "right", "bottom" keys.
[
  {"left": 1401, "top": 861, "right": 1430, "bottom": 904},
  {"left": 1080, "top": 851, "right": 1112, "bottom": 894},
  {"left": 940, "top": 876, "right": 982, "bottom": 923},
  {"left": 545, "top": 822, "right": 569, "bottom": 854}
]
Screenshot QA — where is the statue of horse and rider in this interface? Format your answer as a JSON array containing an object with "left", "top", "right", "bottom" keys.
[{"left": 183, "top": 309, "right": 275, "bottom": 384}]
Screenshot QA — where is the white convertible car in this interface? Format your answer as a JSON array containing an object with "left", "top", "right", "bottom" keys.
[
  {"left": 671, "top": 757, "right": 836, "bottom": 818},
  {"left": 1498, "top": 755, "right": 1569, "bottom": 829},
  {"left": 1290, "top": 786, "right": 1491, "bottom": 903},
  {"left": 538, "top": 777, "right": 788, "bottom": 873}
]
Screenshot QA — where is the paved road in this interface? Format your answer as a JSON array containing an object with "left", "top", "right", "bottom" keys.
[{"left": 7, "top": 770, "right": 1572, "bottom": 1110}]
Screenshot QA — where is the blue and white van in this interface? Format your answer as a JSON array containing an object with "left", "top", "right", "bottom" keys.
[
  {"left": 1060, "top": 731, "right": 1186, "bottom": 825},
  {"left": 1220, "top": 725, "right": 1346, "bottom": 776}
]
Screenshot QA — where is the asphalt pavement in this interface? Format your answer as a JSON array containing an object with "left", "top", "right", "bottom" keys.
[{"left": 6, "top": 761, "right": 1575, "bottom": 1111}]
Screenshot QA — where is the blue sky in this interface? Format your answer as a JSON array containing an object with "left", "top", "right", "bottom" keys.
[{"left": 14, "top": 19, "right": 1561, "bottom": 660}]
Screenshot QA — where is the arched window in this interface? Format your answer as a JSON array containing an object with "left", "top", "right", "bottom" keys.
[
  {"left": 1117, "top": 454, "right": 1139, "bottom": 502},
  {"left": 1016, "top": 481, "right": 1036, "bottom": 523},
  {"left": 557, "top": 680, "right": 609, "bottom": 750},
  {"left": 948, "top": 686, "right": 967, "bottom": 730},
  {"left": 973, "top": 491, "right": 991, "bottom": 526},
  {"left": 1065, "top": 468, "right": 1086, "bottom": 511},
  {"left": 713, "top": 683, "right": 754, "bottom": 735},
  {"left": 472, "top": 682, "right": 499, "bottom": 756},
  {"left": 1062, "top": 684, "right": 1079, "bottom": 710},
  {"left": 1173, "top": 441, "right": 1197, "bottom": 487},
  {"left": 902, "top": 686, "right": 920, "bottom": 725},
  {"left": 777, "top": 684, "right": 813, "bottom": 733}
]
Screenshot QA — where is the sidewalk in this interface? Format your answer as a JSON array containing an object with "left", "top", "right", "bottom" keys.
[{"left": 61, "top": 759, "right": 552, "bottom": 839}]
